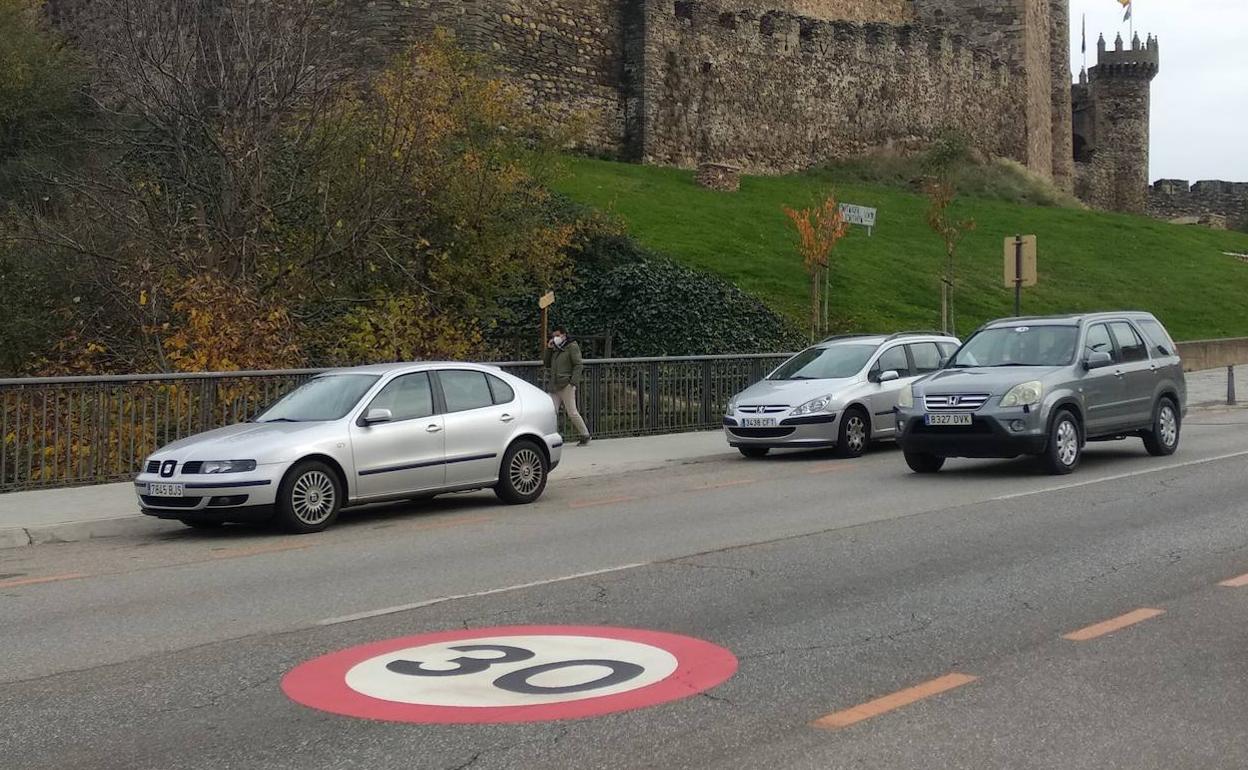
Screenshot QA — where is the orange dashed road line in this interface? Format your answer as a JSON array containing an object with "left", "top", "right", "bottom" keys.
[
  {"left": 812, "top": 673, "right": 978, "bottom": 730},
  {"left": 807, "top": 463, "right": 853, "bottom": 475},
  {"left": 0, "top": 572, "right": 88, "bottom": 589},
  {"left": 568, "top": 495, "right": 638, "bottom": 510},
  {"left": 209, "top": 541, "right": 313, "bottom": 560},
  {"left": 692, "top": 479, "right": 757, "bottom": 491},
  {"left": 1062, "top": 608, "right": 1165, "bottom": 641},
  {"left": 401, "top": 515, "right": 494, "bottom": 532},
  {"left": 1218, "top": 572, "right": 1248, "bottom": 588}
]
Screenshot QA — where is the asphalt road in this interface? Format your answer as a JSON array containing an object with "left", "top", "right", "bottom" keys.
[{"left": 3, "top": 410, "right": 1248, "bottom": 769}]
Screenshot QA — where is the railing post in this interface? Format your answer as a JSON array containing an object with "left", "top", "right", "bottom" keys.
[
  {"left": 1229, "top": 365, "right": 1237, "bottom": 406},
  {"left": 700, "top": 360, "right": 713, "bottom": 426},
  {"left": 648, "top": 361, "right": 660, "bottom": 431},
  {"left": 587, "top": 364, "right": 601, "bottom": 435}
]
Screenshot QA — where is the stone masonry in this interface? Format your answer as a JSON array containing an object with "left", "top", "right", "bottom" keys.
[
  {"left": 1149, "top": 180, "right": 1248, "bottom": 231},
  {"left": 52, "top": 0, "right": 1169, "bottom": 212}
]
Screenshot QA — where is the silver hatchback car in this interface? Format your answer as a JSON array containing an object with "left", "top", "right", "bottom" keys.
[
  {"left": 135, "top": 363, "right": 562, "bottom": 533},
  {"left": 725, "top": 332, "right": 961, "bottom": 458}
]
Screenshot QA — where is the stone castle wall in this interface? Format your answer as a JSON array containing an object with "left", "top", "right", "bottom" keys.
[
  {"left": 911, "top": 0, "right": 1054, "bottom": 179},
  {"left": 761, "top": 0, "right": 915, "bottom": 21},
  {"left": 1149, "top": 180, "right": 1248, "bottom": 230},
  {"left": 641, "top": 1, "right": 1024, "bottom": 172},
  {"left": 50, "top": 0, "right": 1086, "bottom": 189}
]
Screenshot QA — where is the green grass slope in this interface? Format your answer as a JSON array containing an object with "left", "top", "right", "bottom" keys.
[{"left": 553, "top": 156, "right": 1248, "bottom": 341}]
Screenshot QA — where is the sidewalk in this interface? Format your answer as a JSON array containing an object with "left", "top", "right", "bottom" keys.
[
  {"left": 1186, "top": 365, "right": 1245, "bottom": 408},
  {"left": 0, "top": 431, "right": 733, "bottom": 549}
]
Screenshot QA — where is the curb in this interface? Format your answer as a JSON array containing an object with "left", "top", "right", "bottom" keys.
[{"left": 2, "top": 516, "right": 179, "bottom": 550}]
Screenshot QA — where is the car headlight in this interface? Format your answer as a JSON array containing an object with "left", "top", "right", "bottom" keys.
[
  {"left": 1000, "top": 381, "right": 1043, "bottom": 408},
  {"left": 898, "top": 387, "right": 914, "bottom": 408},
  {"left": 200, "top": 460, "right": 258, "bottom": 474},
  {"left": 792, "top": 395, "right": 835, "bottom": 416},
  {"left": 726, "top": 395, "right": 740, "bottom": 414}
]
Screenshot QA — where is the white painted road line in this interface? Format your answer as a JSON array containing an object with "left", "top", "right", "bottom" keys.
[
  {"left": 987, "top": 449, "right": 1248, "bottom": 503},
  {"left": 317, "top": 564, "right": 649, "bottom": 626}
]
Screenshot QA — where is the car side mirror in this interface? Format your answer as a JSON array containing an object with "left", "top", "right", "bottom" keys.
[
  {"left": 361, "top": 408, "right": 393, "bottom": 425},
  {"left": 1156, "top": 345, "right": 1171, "bottom": 357},
  {"left": 1084, "top": 351, "right": 1113, "bottom": 370},
  {"left": 878, "top": 370, "right": 900, "bottom": 383}
]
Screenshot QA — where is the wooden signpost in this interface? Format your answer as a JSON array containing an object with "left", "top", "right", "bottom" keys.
[
  {"left": 1004, "top": 235, "right": 1037, "bottom": 316},
  {"left": 539, "top": 291, "right": 555, "bottom": 351}
]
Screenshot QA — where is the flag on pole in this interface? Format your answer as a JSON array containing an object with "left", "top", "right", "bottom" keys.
[
  {"left": 1081, "top": 13, "right": 1086, "bottom": 54},
  {"left": 1119, "top": 0, "right": 1133, "bottom": 22}
]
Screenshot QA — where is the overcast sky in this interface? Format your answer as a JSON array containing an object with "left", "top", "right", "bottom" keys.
[{"left": 1070, "top": 0, "right": 1248, "bottom": 182}]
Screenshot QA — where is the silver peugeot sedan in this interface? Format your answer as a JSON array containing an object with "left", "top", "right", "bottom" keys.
[
  {"left": 724, "top": 332, "right": 960, "bottom": 458},
  {"left": 134, "top": 363, "right": 562, "bottom": 533}
]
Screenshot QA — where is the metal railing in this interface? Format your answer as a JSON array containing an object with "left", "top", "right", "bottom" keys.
[{"left": 0, "top": 354, "right": 790, "bottom": 493}]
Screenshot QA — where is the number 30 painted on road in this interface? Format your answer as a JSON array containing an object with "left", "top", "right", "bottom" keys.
[{"left": 282, "top": 625, "right": 738, "bottom": 724}]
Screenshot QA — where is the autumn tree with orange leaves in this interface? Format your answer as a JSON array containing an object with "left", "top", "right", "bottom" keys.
[{"left": 785, "top": 195, "right": 850, "bottom": 340}]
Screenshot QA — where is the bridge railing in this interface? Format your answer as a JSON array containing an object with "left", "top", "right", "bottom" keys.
[{"left": 0, "top": 354, "right": 791, "bottom": 493}]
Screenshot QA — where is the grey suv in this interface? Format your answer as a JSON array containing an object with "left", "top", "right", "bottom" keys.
[
  {"left": 895, "top": 312, "right": 1185, "bottom": 475},
  {"left": 725, "top": 332, "right": 960, "bottom": 458}
]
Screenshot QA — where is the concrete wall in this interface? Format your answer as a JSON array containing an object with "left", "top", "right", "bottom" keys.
[
  {"left": 1177, "top": 338, "right": 1248, "bottom": 373},
  {"left": 642, "top": 0, "right": 1024, "bottom": 172}
]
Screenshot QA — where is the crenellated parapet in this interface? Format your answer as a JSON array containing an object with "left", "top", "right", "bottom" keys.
[
  {"left": 1149, "top": 179, "right": 1248, "bottom": 230},
  {"left": 643, "top": 0, "right": 1025, "bottom": 171}
]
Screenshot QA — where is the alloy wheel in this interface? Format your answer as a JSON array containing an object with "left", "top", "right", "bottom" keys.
[
  {"left": 845, "top": 416, "right": 867, "bottom": 453},
  {"left": 1056, "top": 419, "right": 1079, "bottom": 467},
  {"left": 509, "top": 448, "right": 544, "bottom": 496},
  {"left": 291, "top": 470, "right": 336, "bottom": 525}
]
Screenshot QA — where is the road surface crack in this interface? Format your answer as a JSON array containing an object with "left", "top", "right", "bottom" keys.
[{"left": 671, "top": 559, "right": 757, "bottom": 578}]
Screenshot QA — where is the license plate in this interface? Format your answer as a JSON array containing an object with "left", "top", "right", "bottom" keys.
[
  {"left": 741, "top": 417, "right": 777, "bottom": 428},
  {"left": 925, "top": 413, "right": 973, "bottom": 426},
  {"left": 148, "top": 483, "right": 184, "bottom": 497}
]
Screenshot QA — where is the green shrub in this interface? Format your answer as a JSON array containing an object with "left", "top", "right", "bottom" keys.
[{"left": 492, "top": 232, "right": 804, "bottom": 359}]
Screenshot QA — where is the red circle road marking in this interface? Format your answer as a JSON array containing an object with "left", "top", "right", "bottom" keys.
[{"left": 281, "top": 625, "right": 738, "bottom": 724}]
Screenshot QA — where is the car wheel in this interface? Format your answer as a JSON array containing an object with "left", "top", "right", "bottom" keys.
[
  {"left": 835, "top": 407, "right": 869, "bottom": 458},
  {"left": 738, "top": 446, "right": 770, "bottom": 459},
  {"left": 1042, "top": 410, "right": 1082, "bottom": 475},
  {"left": 495, "top": 440, "right": 548, "bottom": 505},
  {"left": 904, "top": 451, "right": 945, "bottom": 473},
  {"left": 275, "top": 460, "right": 343, "bottom": 534},
  {"left": 1142, "top": 397, "right": 1180, "bottom": 457},
  {"left": 179, "top": 519, "right": 223, "bottom": 530}
]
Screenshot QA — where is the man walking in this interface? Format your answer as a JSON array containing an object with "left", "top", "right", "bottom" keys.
[{"left": 543, "top": 327, "right": 591, "bottom": 446}]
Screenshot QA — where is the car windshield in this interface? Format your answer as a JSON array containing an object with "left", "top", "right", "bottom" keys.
[
  {"left": 768, "top": 344, "right": 876, "bottom": 380},
  {"left": 254, "top": 374, "right": 380, "bottom": 423},
  {"left": 950, "top": 325, "right": 1078, "bottom": 368}
]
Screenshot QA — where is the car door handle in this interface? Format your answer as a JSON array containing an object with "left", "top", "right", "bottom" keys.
[
  {"left": 500, "top": 414, "right": 515, "bottom": 423},
  {"left": 426, "top": 424, "right": 443, "bottom": 433}
]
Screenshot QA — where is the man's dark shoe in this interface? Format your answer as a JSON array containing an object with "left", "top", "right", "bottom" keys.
[{"left": 577, "top": 436, "right": 591, "bottom": 447}]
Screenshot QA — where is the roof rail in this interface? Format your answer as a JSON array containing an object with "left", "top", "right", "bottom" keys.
[
  {"left": 818, "top": 333, "right": 877, "bottom": 343},
  {"left": 882, "top": 329, "right": 953, "bottom": 342}
]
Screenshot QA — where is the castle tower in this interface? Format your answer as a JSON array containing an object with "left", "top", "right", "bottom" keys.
[
  {"left": 1071, "top": 32, "right": 1160, "bottom": 213},
  {"left": 1049, "top": 0, "right": 1073, "bottom": 192},
  {"left": 912, "top": 0, "right": 1055, "bottom": 180}
]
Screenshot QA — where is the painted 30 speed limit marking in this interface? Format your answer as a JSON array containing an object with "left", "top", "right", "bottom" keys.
[{"left": 282, "top": 625, "right": 738, "bottom": 724}]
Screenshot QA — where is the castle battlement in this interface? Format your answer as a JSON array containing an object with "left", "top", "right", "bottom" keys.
[
  {"left": 1149, "top": 178, "right": 1248, "bottom": 230},
  {"left": 670, "top": 2, "right": 1011, "bottom": 77},
  {"left": 1091, "top": 32, "right": 1159, "bottom": 79}
]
